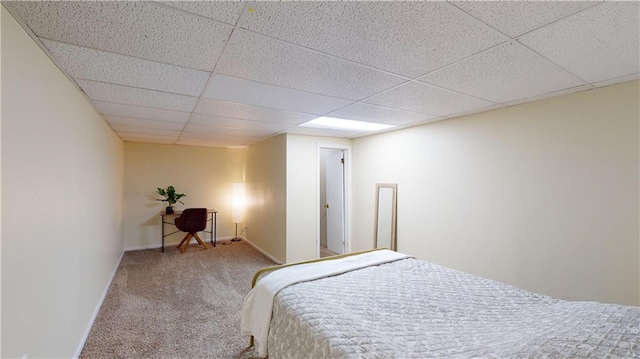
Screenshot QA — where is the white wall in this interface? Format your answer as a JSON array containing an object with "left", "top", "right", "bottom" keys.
[
  {"left": 1, "top": 7, "right": 125, "bottom": 358},
  {"left": 286, "top": 135, "right": 351, "bottom": 262},
  {"left": 123, "top": 142, "right": 244, "bottom": 250},
  {"left": 352, "top": 81, "right": 640, "bottom": 306},
  {"left": 245, "top": 135, "right": 288, "bottom": 262}
]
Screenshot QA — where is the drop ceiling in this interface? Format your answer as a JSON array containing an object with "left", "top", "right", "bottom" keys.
[{"left": 4, "top": 1, "right": 639, "bottom": 148}]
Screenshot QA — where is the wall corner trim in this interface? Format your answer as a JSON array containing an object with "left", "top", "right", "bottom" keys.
[{"left": 242, "top": 237, "right": 283, "bottom": 264}]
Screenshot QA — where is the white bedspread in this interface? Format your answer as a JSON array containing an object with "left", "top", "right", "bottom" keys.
[{"left": 240, "top": 250, "right": 412, "bottom": 357}]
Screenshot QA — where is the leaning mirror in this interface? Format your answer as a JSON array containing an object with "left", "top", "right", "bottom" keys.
[{"left": 374, "top": 183, "right": 397, "bottom": 251}]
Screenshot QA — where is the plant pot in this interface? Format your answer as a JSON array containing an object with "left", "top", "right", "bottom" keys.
[{"left": 166, "top": 206, "right": 174, "bottom": 214}]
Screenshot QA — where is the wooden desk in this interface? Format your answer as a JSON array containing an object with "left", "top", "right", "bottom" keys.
[{"left": 161, "top": 209, "right": 217, "bottom": 252}]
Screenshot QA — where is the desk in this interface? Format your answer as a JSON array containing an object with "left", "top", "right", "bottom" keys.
[{"left": 161, "top": 209, "right": 217, "bottom": 252}]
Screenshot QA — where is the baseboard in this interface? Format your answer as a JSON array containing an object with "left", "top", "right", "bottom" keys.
[
  {"left": 241, "top": 236, "right": 282, "bottom": 264},
  {"left": 125, "top": 236, "right": 234, "bottom": 251},
  {"left": 73, "top": 249, "right": 124, "bottom": 359}
]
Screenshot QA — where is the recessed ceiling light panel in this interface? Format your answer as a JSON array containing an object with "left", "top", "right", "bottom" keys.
[{"left": 300, "top": 117, "right": 396, "bottom": 132}]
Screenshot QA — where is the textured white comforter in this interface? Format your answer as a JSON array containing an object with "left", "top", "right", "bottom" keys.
[
  {"left": 241, "top": 250, "right": 412, "bottom": 357},
  {"left": 265, "top": 257, "right": 640, "bottom": 358}
]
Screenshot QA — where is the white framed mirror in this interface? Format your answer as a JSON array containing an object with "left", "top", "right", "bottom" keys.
[{"left": 374, "top": 183, "right": 397, "bottom": 251}]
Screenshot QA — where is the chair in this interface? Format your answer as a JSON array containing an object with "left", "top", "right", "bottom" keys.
[{"left": 175, "top": 208, "right": 209, "bottom": 253}]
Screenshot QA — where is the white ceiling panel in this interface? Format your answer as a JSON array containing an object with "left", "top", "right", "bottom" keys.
[
  {"left": 94, "top": 101, "right": 191, "bottom": 123},
  {"left": 175, "top": 138, "right": 258, "bottom": 148},
  {"left": 184, "top": 121, "right": 288, "bottom": 136},
  {"left": 110, "top": 125, "right": 181, "bottom": 137},
  {"left": 518, "top": 2, "right": 640, "bottom": 84},
  {"left": 592, "top": 73, "right": 639, "bottom": 89},
  {"left": 202, "top": 75, "right": 352, "bottom": 115},
  {"left": 194, "top": 98, "right": 316, "bottom": 125},
  {"left": 77, "top": 80, "right": 197, "bottom": 112},
  {"left": 117, "top": 132, "right": 179, "bottom": 141},
  {"left": 501, "top": 85, "right": 592, "bottom": 108},
  {"left": 419, "top": 42, "right": 584, "bottom": 104},
  {"left": 365, "top": 82, "right": 494, "bottom": 116},
  {"left": 105, "top": 116, "right": 185, "bottom": 131},
  {"left": 240, "top": 2, "right": 507, "bottom": 78},
  {"left": 188, "top": 114, "right": 291, "bottom": 132},
  {"left": 7, "top": 1, "right": 232, "bottom": 71},
  {"left": 216, "top": 30, "right": 406, "bottom": 101},
  {"left": 285, "top": 126, "right": 364, "bottom": 139},
  {"left": 42, "top": 40, "right": 210, "bottom": 96},
  {"left": 122, "top": 138, "right": 176, "bottom": 145},
  {"left": 182, "top": 124, "right": 278, "bottom": 139},
  {"left": 158, "top": 1, "right": 245, "bottom": 25},
  {"left": 327, "top": 103, "right": 434, "bottom": 126},
  {"left": 451, "top": 1, "right": 598, "bottom": 38}
]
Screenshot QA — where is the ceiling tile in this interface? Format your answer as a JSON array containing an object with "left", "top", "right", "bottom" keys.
[
  {"left": 188, "top": 114, "right": 291, "bottom": 132},
  {"left": 94, "top": 101, "right": 190, "bottom": 123},
  {"left": 175, "top": 138, "right": 258, "bottom": 148},
  {"left": 122, "top": 138, "right": 176, "bottom": 145},
  {"left": 216, "top": 29, "right": 406, "bottom": 101},
  {"left": 77, "top": 79, "right": 197, "bottom": 112},
  {"left": 42, "top": 40, "right": 210, "bottom": 96},
  {"left": 184, "top": 121, "right": 288, "bottom": 136},
  {"left": 364, "top": 82, "right": 494, "bottom": 117},
  {"left": 518, "top": 2, "right": 639, "bottom": 84},
  {"left": 451, "top": 1, "right": 598, "bottom": 38},
  {"left": 117, "top": 132, "right": 178, "bottom": 141},
  {"left": 182, "top": 124, "right": 279, "bottom": 139},
  {"left": 327, "top": 103, "right": 434, "bottom": 126},
  {"left": 285, "top": 126, "right": 364, "bottom": 139},
  {"left": 592, "top": 73, "right": 639, "bottom": 88},
  {"left": 501, "top": 85, "right": 592, "bottom": 107},
  {"left": 158, "top": 1, "right": 245, "bottom": 25},
  {"left": 194, "top": 98, "right": 316, "bottom": 125},
  {"left": 105, "top": 116, "right": 185, "bottom": 131},
  {"left": 8, "top": 1, "right": 232, "bottom": 71},
  {"left": 202, "top": 75, "right": 352, "bottom": 115},
  {"left": 240, "top": 2, "right": 507, "bottom": 78},
  {"left": 419, "top": 42, "right": 584, "bottom": 103},
  {"left": 110, "top": 125, "right": 181, "bottom": 137}
]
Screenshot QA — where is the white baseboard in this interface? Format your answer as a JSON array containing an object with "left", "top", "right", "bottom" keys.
[
  {"left": 125, "top": 236, "right": 234, "bottom": 251},
  {"left": 241, "top": 236, "right": 282, "bottom": 264},
  {"left": 74, "top": 249, "right": 124, "bottom": 359}
]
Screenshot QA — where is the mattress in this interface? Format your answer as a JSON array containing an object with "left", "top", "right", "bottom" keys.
[{"left": 261, "top": 256, "right": 639, "bottom": 358}]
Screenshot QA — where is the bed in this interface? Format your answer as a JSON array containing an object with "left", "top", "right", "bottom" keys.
[{"left": 241, "top": 249, "right": 640, "bottom": 358}]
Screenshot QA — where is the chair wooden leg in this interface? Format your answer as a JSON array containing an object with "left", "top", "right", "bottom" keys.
[
  {"left": 178, "top": 233, "right": 192, "bottom": 253},
  {"left": 193, "top": 232, "right": 209, "bottom": 250}
]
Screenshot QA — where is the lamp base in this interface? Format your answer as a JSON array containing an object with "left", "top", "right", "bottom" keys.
[{"left": 230, "top": 223, "right": 241, "bottom": 242}]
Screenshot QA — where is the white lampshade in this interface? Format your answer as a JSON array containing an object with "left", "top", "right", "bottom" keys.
[{"left": 231, "top": 182, "right": 245, "bottom": 223}]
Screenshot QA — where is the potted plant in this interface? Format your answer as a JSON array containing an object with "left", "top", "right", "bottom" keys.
[{"left": 156, "top": 185, "right": 185, "bottom": 214}]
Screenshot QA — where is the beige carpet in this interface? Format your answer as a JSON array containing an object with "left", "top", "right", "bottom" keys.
[{"left": 80, "top": 241, "right": 275, "bottom": 358}]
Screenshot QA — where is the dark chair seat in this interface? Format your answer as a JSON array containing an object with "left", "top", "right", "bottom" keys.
[{"left": 174, "top": 208, "right": 208, "bottom": 253}]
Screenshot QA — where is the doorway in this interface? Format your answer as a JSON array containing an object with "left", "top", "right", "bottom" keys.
[{"left": 319, "top": 146, "right": 348, "bottom": 258}]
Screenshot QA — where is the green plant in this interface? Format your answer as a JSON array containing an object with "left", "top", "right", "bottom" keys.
[{"left": 156, "top": 185, "right": 185, "bottom": 207}]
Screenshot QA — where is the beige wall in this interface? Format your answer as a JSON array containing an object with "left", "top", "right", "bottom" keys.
[
  {"left": 245, "top": 134, "right": 287, "bottom": 262},
  {"left": 353, "top": 81, "right": 640, "bottom": 306},
  {"left": 123, "top": 142, "right": 243, "bottom": 249},
  {"left": 1, "top": 7, "right": 125, "bottom": 358},
  {"left": 286, "top": 135, "right": 351, "bottom": 262}
]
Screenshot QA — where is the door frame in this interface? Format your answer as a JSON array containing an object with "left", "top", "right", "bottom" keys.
[{"left": 316, "top": 143, "right": 351, "bottom": 258}]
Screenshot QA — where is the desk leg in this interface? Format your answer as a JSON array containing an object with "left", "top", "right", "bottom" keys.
[
  {"left": 211, "top": 212, "right": 217, "bottom": 247},
  {"left": 161, "top": 214, "right": 165, "bottom": 253}
]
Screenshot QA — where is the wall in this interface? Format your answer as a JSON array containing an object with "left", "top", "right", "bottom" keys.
[
  {"left": 352, "top": 81, "right": 640, "bottom": 306},
  {"left": 1, "top": 7, "right": 125, "bottom": 358},
  {"left": 123, "top": 142, "right": 243, "bottom": 250},
  {"left": 245, "top": 134, "right": 287, "bottom": 262},
  {"left": 286, "top": 135, "right": 351, "bottom": 262}
]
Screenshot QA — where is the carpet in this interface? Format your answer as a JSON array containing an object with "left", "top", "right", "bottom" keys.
[{"left": 80, "top": 241, "right": 275, "bottom": 358}]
